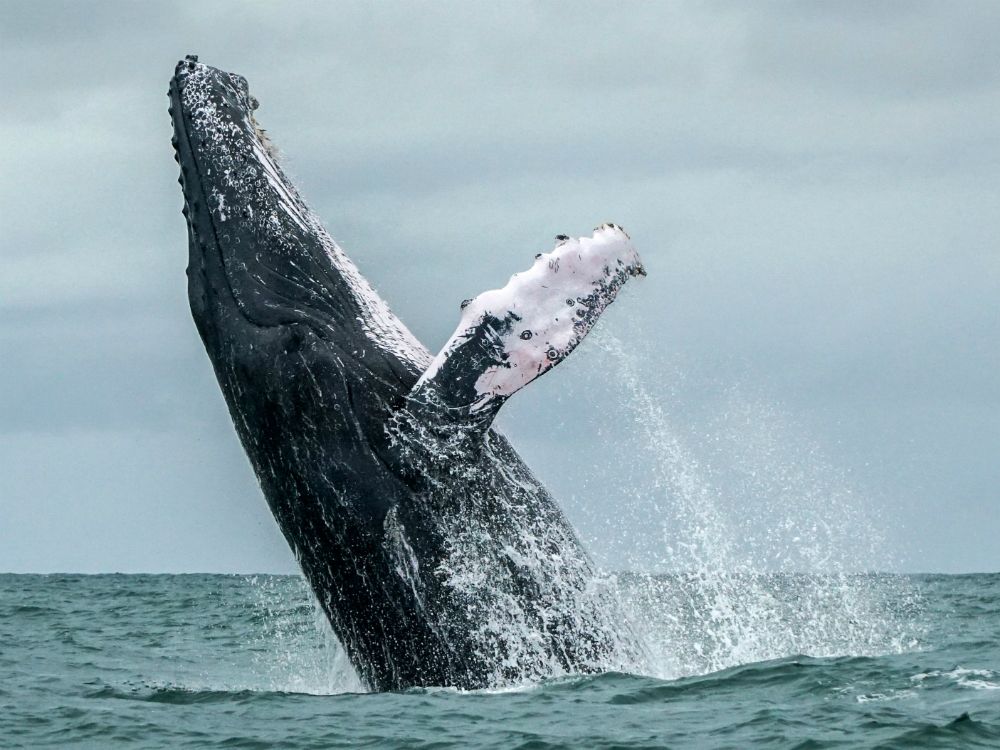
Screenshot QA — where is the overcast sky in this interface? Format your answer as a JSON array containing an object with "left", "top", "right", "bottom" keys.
[{"left": 1, "top": 1, "right": 997, "bottom": 574}]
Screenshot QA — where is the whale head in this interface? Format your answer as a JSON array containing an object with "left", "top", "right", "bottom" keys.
[{"left": 168, "top": 55, "right": 429, "bottom": 390}]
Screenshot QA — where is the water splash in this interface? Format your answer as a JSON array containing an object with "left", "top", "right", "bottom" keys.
[
  {"left": 386, "top": 406, "right": 642, "bottom": 687},
  {"left": 587, "top": 328, "right": 922, "bottom": 679},
  {"left": 245, "top": 575, "right": 363, "bottom": 694}
]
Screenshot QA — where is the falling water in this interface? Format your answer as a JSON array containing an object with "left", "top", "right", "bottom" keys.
[
  {"left": 245, "top": 575, "right": 363, "bottom": 694},
  {"left": 588, "top": 328, "right": 922, "bottom": 679}
]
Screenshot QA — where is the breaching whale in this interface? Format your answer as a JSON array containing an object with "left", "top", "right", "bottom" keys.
[{"left": 168, "top": 56, "right": 645, "bottom": 690}]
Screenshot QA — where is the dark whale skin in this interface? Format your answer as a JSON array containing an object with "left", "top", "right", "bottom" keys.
[{"left": 168, "top": 57, "right": 636, "bottom": 691}]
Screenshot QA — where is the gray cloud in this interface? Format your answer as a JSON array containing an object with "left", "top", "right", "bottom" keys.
[{"left": 1, "top": 1, "right": 997, "bottom": 573}]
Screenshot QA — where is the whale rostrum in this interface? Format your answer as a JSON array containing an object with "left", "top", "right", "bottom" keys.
[{"left": 169, "top": 56, "right": 645, "bottom": 690}]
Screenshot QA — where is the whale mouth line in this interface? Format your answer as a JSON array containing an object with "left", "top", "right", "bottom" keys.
[
  {"left": 168, "top": 57, "right": 312, "bottom": 332},
  {"left": 169, "top": 58, "right": 261, "bottom": 254},
  {"left": 170, "top": 83, "right": 265, "bottom": 335},
  {"left": 169, "top": 72, "right": 219, "bottom": 265}
]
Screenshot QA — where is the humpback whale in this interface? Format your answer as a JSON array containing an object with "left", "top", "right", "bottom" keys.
[{"left": 168, "top": 56, "right": 645, "bottom": 690}]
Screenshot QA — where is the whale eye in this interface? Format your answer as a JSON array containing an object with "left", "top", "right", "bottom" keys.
[
  {"left": 520, "top": 330, "right": 532, "bottom": 340},
  {"left": 460, "top": 298, "right": 472, "bottom": 309}
]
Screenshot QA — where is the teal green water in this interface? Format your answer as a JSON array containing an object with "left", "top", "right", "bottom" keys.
[{"left": 2, "top": 573, "right": 998, "bottom": 748}]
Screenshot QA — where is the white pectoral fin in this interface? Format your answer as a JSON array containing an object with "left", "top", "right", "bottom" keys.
[{"left": 407, "top": 224, "right": 645, "bottom": 429}]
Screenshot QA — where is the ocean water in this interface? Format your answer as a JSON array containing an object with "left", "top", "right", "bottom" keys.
[{"left": 3, "top": 572, "right": 999, "bottom": 749}]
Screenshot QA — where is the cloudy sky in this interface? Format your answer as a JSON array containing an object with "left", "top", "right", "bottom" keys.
[{"left": 1, "top": 1, "right": 997, "bottom": 574}]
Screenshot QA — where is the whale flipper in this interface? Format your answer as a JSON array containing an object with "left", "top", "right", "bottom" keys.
[{"left": 408, "top": 224, "right": 644, "bottom": 428}]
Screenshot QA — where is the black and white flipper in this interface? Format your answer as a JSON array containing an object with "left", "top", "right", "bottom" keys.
[{"left": 408, "top": 223, "right": 644, "bottom": 428}]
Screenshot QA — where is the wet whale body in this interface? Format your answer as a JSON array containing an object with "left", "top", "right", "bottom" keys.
[{"left": 168, "top": 56, "right": 645, "bottom": 691}]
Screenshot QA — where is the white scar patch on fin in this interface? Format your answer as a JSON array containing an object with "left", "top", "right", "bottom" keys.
[{"left": 412, "top": 223, "right": 644, "bottom": 418}]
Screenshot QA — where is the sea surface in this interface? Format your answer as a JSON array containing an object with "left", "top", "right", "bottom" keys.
[{"left": 2, "top": 572, "right": 999, "bottom": 749}]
